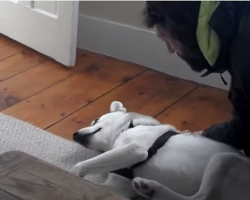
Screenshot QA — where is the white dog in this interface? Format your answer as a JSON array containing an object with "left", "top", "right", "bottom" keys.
[{"left": 70, "top": 101, "right": 250, "bottom": 200}]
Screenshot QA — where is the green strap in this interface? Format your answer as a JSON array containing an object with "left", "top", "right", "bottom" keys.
[{"left": 196, "top": 1, "right": 220, "bottom": 66}]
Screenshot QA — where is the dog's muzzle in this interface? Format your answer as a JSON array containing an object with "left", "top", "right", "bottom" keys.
[
  {"left": 73, "top": 132, "right": 91, "bottom": 146},
  {"left": 73, "top": 128, "right": 102, "bottom": 146}
]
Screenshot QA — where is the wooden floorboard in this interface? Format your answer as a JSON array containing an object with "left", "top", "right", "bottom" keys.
[
  {"left": 0, "top": 50, "right": 45, "bottom": 81},
  {"left": 47, "top": 70, "right": 198, "bottom": 139},
  {"left": 0, "top": 50, "right": 104, "bottom": 111},
  {"left": 0, "top": 42, "right": 26, "bottom": 61},
  {"left": 0, "top": 34, "right": 13, "bottom": 48},
  {"left": 156, "top": 85, "right": 232, "bottom": 132},
  {"left": 0, "top": 35, "right": 232, "bottom": 140},
  {"left": 0, "top": 62, "right": 71, "bottom": 111},
  {"left": 3, "top": 56, "right": 145, "bottom": 129}
]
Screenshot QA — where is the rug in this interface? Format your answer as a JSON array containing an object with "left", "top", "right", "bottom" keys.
[{"left": 0, "top": 113, "right": 106, "bottom": 184}]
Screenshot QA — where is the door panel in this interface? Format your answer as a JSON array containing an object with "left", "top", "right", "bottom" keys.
[{"left": 0, "top": 1, "right": 79, "bottom": 67}]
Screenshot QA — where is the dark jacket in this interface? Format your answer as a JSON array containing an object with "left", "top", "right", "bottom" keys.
[{"left": 201, "top": 2, "right": 250, "bottom": 155}]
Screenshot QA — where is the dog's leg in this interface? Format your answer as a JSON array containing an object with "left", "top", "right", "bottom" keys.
[
  {"left": 132, "top": 177, "right": 188, "bottom": 200},
  {"left": 133, "top": 153, "right": 250, "bottom": 200},
  {"left": 132, "top": 117, "right": 160, "bottom": 126},
  {"left": 192, "top": 153, "right": 250, "bottom": 200},
  {"left": 101, "top": 173, "right": 138, "bottom": 199},
  {"left": 70, "top": 142, "right": 147, "bottom": 177}
]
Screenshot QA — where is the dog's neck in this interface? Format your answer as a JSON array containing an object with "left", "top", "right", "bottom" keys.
[
  {"left": 106, "top": 113, "right": 135, "bottom": 150},
  {"left": 106, "top": 112, "right": 161, "bottom": 150}
]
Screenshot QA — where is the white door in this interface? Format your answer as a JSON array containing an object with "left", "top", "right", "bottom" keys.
[{"left": 0, "top": 1, "right": 79, "bottom": 67}]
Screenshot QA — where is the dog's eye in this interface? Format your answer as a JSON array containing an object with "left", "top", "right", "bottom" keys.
[{"left": 92, "top": 118, "right": 99, "bottom": 126}]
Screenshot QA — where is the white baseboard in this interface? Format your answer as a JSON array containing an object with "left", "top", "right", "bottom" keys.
[{"left": 77, "top": 14, "right": 230, "bottom": 90}]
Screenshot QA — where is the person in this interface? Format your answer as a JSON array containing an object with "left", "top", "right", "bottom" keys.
[{"left": 143, "top": 1, "right": 250, "bottom": 156}]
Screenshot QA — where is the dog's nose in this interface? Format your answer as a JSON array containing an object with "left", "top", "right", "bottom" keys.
[
  {"left": 73, "top": 132, "right": 78, "bottom": 141},
  {"left": 72, "top": 132, "right": 90, "bottom": 146}
]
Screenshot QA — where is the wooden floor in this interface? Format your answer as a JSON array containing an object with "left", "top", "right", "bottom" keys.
[{"left": 0, "top": 35, "right": 232, "bottom": 140}]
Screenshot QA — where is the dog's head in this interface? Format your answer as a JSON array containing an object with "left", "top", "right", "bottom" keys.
[
  {"left": 73, "top": 101, "right": 161, "bottom": 152},
  {"left": 73, "top": 101, "right": 134, "bottom": 152}
]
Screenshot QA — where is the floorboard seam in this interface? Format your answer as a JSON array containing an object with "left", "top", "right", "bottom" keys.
[
  {"left": 154, "top": 85, "right": 201, "bottom": 118},
  {"left": 1, "top": 57, "right": 105, "bottom": 112},
  {"left": 0, "top": 60, "right": 45, "bottom": 82},
  {"left": 45, "top": 69, "right": 148, "bottom": 130}
]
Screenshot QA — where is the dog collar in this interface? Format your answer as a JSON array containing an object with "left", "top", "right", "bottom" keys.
[
  {"left": 128, "top": 120, "right": 134, "bottom": 128},
  {"left": 110, "top": 130, "right": 179, "bottom": 180}
]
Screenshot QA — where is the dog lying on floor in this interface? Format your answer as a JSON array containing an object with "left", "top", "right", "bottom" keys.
[{"left": 70, "top": 101, "right": 250, "bottom": 200}]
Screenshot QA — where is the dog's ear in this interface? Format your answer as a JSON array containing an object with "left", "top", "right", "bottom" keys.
[{"left": 110, "top": 101, "right": 127, "bottom": 112}]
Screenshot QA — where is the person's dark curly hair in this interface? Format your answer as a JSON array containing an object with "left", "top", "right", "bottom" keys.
[{"left": 143, "top": 1, "right": 211, "bottom": 72}]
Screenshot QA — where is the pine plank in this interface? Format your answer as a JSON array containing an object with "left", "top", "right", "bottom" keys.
[
  {"left": 0, "top": 42, "right": 25, "bottom": 61},
  {"left": 0, "top": 62, "right": 71, "bottom": 110},
  {"left": 156, "top": 85, "right": 232, "bottom": 132},
  {"left": 0, "top": 50, "right": 104, "bottom": 111},
  {"left": 47, "top": 70, "right": 198, "bottom": 139},
  {"left": 71, "top": 48, "right": 105, "bottom": 72},
  {"left": 0, "top": 35, "right": 13, "bottom": 48},
  {"left": 0, "top": 50, "right": 45, "bottom": 81},
  {"left": 3, "top": 57, "right": 146, "bottom": 129}
]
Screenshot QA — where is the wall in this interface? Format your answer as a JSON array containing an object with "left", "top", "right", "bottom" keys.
[
  {"left": 78, "top": 1, "right": 230, "bottom": 90},
  {"left": 79, "top": 1, "right": 145, "bottom": 30}
]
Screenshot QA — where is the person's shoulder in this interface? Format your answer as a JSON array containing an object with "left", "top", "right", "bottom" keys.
[{"left": 229, "top": 4, "right": 250, "bottom": 80}]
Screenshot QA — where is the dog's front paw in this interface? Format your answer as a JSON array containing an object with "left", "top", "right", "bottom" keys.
[
  {"left": 70, "top": 164, "right": 86, "bottom": 178},
  {"left": 132, "top": 178, "right": 155, "bottom": 199},
  {"left": 133, "top": 177, "right": 165, "bottom": 199}
]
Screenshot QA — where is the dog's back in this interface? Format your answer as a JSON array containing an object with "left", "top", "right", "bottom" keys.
[
  {"left": 132, "top": 152, "right": 250, "bottom": 200},
  {"left": 114, "top": 123, "right": 239, "bottom": 196},
  {"left": 138, "top": 134, "right": 239, "bottom": 195}
]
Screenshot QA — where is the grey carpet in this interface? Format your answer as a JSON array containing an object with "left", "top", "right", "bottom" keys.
[{"left": 0, "top": 113, "right": 107, "bottom": 184}]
